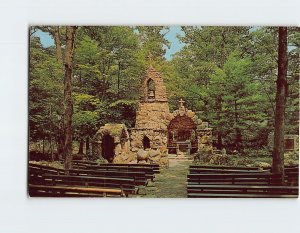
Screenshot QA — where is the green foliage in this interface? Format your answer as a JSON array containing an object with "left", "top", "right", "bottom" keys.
[
  {"left": 29, "top": 36, "right": 63, "bottom": 142},
  {"left": 170, "top": 26, "right": 299, "bottom": 150},
  {"left": 108, "top": 100, "right": 137, "bottom": 127},
  {"left": 29, "top": 26, "right": 299, "bottom": 155},
  {"left": 73, "top": 93, "right": 101, "bottom": 139}
]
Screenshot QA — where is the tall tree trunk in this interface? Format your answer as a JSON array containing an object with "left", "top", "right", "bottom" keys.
[
  {"left": 234, "top": 100, "right": 242, "bottom": 150},
  {"left": 53, "top": 26, "right": 66, "bottom": 159},
  {"left": 42, "top": 139, "right": 45, "bottom": 155},
  {"left": 220, "top": 27, "right": 227, "bottom": 68},
  {"left": 57, "top": 136, "right": 64, "bottom": 160},
  {"left": 272, "top": 27, "right": 288, "bottom": 184},
  {"left": 78, "top": 138, "right": 84, "bottom": 154},
  {"left": 53, "top": 26, "right": 63, "bottom": 65},
  {"left": 117, "top": 61, "right": 121, "bottom": 98},
  {"left": 216, "top": 96, "right": 223, "bottom": 149},
  {"left": 50, "top": 138, "right": 54, "bottom": 162},
  {"left": 49, "top": 104, "right": 54, "bottom": 161},
  {"left": 63, "top": 26, "right": 77, "bottom": 173},
  {"left": 86, "top": 136, "right": 90, "bottom": 159}
]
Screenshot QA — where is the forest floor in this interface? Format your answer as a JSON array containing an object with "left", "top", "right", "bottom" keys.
[{"left": 138, "top": 159, "right": 192, "bottom": 198}]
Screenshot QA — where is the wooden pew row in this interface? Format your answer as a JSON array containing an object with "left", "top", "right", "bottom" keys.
[
  {"left": 71, "top": 164, "right": 156, "bottom": 181},
  {"left": 190, "top": 164, "right": 298, "bottom": 170},
  {"left": 190, "top": 165, "right": 298, "bottom": 174},
  {"left": 66, "top": 169, "right": 147, "bottom": 186},
  {"left": 29, "top": 165, "right": 148, "bottom": 186},
  {"left": 29, "top": 173, "right": 137, "bottom": 196},
  {"left": 190, "top": 165, "right": 261, "bottom": 170},
  {"left": 187, "top": 173, "right": 282, "bottom": 186},
  {"left": 189, "top": 165, "right": 299, "bottom": 186},
  {"left": 189, "top": 168, "right": 267, "bottom": 174},
  {"left": 28, "top": 163, "right": 62, "bottom": 174},
  {"left": 71, "top": 160, "right": 160, "bottom": 174},
  {"left": 187, "top": 185, "right": 298, "bottom": 198},
  {"left": 29, "top": 184, "right": 125, "bottom": 197},
  {"left": 187, "top": 165, "right": 298, "bottom": 198},
  {"left": 188, "top": 187, "right": 298, "bottom": 198},
  {"left": 72, "top": 160, "right": 160, "bottom": 173},
  {"left": 28, "top": 164, "right": 144, "bottom": 195}
]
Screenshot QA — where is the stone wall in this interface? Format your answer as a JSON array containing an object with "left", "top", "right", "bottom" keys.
[
  {"left": 130, "top": 66, "right": 170, "bottom": 166},
  {"left": 197, "top": 128, "right": 213, "bottom": 154},
  {"left": 268, "top": 133, "right": 299, "bottom": 152},
  {"left": 139, "top": 67, "right": 168, "bottom": 102},
  {"left": 168, "top": 100, "right": 213, "bottom": 155},
  {"left": 135, "top": 102, "right": 170, "bottom": 130},
  {"left": 92, "top": 124, "right": 134, "bottom": 163},
  {"left": 130, "top": 129, "right": 168, "bottom": 153},
  {"left": 93, "top": 65, "right": 214, "bottom": 165}
]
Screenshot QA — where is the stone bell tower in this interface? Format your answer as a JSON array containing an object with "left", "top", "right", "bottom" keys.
[{"left": 130, "top": 56, "right": 170, "bottom": 157}]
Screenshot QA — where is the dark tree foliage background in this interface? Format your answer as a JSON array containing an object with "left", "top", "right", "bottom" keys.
[{"left": 29, "top": 26, "right": 299, "bottom": 159}]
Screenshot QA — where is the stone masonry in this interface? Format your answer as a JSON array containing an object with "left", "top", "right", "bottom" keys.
[
  {"left": 130, "top": 66, "right": 170, "bottom": 165},
  {"left": 93, "top": 63, "right": 213, "bottom": 166}
]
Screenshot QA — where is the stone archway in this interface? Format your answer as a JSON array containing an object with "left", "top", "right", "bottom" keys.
[
  {"left": 168, "top": 115, "right": 198, "bottom": 154},
  {"left": 92, "top": 123, "right": 130, "bottom": 162},
  {"left": 166, "top": 99, "right": 213, "bottom": 156},
  {"left": 101, "top": 134, "right": 115, "bottom": 163}
]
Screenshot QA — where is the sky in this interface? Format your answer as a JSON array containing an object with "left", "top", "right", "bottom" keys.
[
  {"left": 164, "top": 26, "right": 185, "bottom": 60},
  {"left": 33, "top": 26, "right": 185, "bottom": 60}
]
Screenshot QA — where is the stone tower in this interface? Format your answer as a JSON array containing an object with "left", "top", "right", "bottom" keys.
[{"left": 130, "top": 65, "right": 170, "bottom": 156}]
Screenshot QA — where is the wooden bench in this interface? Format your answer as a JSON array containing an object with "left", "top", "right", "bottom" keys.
[
  {"left": 71, "top": 160, "right": 160, "bottom": 174},
  {"left": 187, "top": 165, "right": 298, "bottom": 198},
  {"left": 29, "top": 173, "right": 137, "bottom": 196},
  {"left": 189, "top": 168, "right": 267, "bottom": 174},
  {"left": 188, "top": 193, "right": 297, "bottom": 198},
  {"left": 187, "top": 184, "right": 298, "bottom": 198},
  {"left": 29, "top": 184, "right": 125, "bottom": 197},
  {"left": 187, "top": 173, "right": 282, "bottom": 185},
  {"left": 72, "top": 164, "right": 155, "bottom": 181},
  {"left": 29, "top": 163, "right": 63, "bottom": 174},
  {"left": 190, "top": 165, "right": 261, "bottom": 170},
  {"left": 66, "top": 169, "right": 147, "bottom": 186},
  {"left": 72, "top": 160, "right": 159, "bottom": 167},
  {"left": 190, "top": 165, "right": 299, "bottom": 186},
  {"left": 94, "top": 163, "right": 160, "bottom": 174},
  {"left": 29, "top": 165, "right": 148, "bottom": 187}
]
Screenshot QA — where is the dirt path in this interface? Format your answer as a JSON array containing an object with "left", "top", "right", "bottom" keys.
[{"left": 142, "top": 159, "right": 191, "bottom": 198}]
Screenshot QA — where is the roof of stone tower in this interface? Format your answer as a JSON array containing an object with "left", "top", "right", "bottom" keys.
[{"left": 139, "top": 66, "right": 168, "bottom": 102}]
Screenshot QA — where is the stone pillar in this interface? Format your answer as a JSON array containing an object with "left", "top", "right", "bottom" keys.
[{"left": 197, "top": 128, "right": 213, "bottom": 155}]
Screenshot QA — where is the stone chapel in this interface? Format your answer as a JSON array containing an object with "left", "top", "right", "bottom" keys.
[{"left": 92, "top": 62, "right": 213, "bottom": 165}]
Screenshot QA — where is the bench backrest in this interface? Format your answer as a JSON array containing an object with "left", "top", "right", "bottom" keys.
[
  {"left": 190, "top": 165, "right": 261, "bottom": 170},
  {"left": 187, "top": 173, "right": 281, "bottom": 185},
  {"left": 189, "top": 168, "right": 267, "bottom": 174},
  {"left": 29, "top": 173, "right": 136, "bottom": 194},
  {"left": 72, "top": 160, "right": 159, "bottom": 166},
  {"left": 29, "top": 166, "right": 147, "bottom": 186},
  {"left": 29, "top": 184, "right": 125, "bottom": 197},
  {"left": 72, "top": 164, "right": 155, "bottom": 179},
  {"left": 72, "top": 162, "right": 159, "bottom": 172},
  {"left": 187, "top": 184, "right": 298, "bottom": 195}
]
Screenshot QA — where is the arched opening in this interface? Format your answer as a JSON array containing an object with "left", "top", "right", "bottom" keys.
[
  {"left": 168, "top": 115, "right": 198, "bottom": 154},
  {"left": 142, "top": 136, "right": 150, "bottom": 150},
  {"left": 101, "top": 134, "right": 115, "bottom": 163},
  {"left": 147, "top": 79, "right": 155, "bottom": 100}
]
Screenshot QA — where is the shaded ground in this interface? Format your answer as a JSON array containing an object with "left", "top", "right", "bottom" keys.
[{"left": 140, "top": 160, "right": 192, "bottom": 198}]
